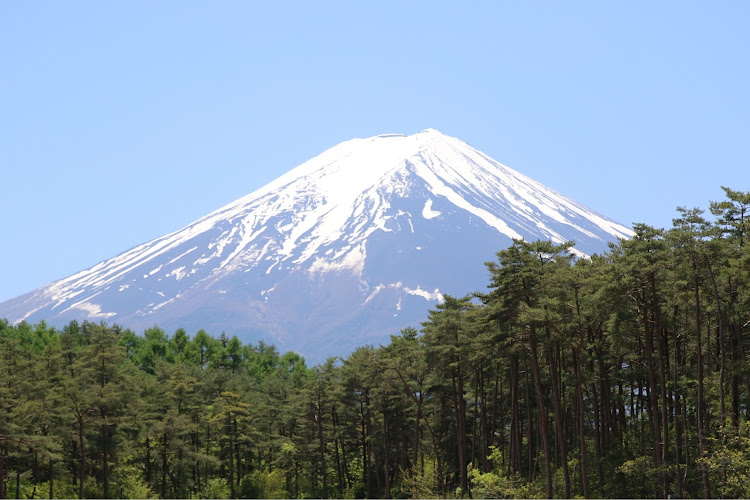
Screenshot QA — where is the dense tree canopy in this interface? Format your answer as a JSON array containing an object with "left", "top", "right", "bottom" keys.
[{"left": 2, "top": 186, "right": 750, "bottom": 498}]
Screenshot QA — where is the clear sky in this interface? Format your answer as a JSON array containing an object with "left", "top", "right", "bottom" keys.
[{"left": 1, "top": 2, "right": 748, "bottom": 303}]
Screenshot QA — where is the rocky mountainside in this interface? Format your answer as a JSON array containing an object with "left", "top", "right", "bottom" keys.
[{"left": 0, "top": 129, "right": 633, "bottom": 361}]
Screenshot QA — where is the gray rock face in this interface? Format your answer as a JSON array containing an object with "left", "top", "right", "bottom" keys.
[{"left": 0, "top": 129, "right": 632, "bottom": 362}]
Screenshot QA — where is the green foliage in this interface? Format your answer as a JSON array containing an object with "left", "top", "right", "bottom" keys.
[
  {"left": 194, "top": 478, "right": 230, "bottom": 499},
  {"left": 617, "top": 455, "right": 660, "bottom": 498},
  {"left": 468, "top": 448, "right": 545, "bottom": 499},
  {"left": 36, "top": 478, "right": 79, "bottom": 500},
  {"left": 245, "top": 469, "right": 289, "bottom": 499},
  {"left": 113, "top": 464, "right": 157, "bottom": 499},
  {"left": 401, "top": 457, "right": 442, "bottom": 499},
  {"left": 2, "top": 186, "right": 750, "bottom": 499},
  {"left": 699, "top": 422, "right": 750, "bottom": 499}
]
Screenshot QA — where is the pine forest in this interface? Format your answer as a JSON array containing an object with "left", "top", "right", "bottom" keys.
[{"left": 2, "top": 186, "right": 750, "bottom": 499}]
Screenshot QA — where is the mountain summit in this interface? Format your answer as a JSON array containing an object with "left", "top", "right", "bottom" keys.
[{"left": 0, "top": 129, "right": 633, "bottom": 360}]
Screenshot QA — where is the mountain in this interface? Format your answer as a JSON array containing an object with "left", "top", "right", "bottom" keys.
[{"left": 0, "top": 129, "right": 633, "bottom": 361}]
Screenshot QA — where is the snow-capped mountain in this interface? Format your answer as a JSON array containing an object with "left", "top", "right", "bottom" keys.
[{"left": 0, "top": 129, "right": 633, "bottom": 361}]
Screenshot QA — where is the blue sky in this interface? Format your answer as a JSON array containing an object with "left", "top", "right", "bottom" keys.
[{"left": 1, "top": 2, "right": 748, "bottom": 302}]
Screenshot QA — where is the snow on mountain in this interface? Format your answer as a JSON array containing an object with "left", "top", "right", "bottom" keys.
[{"left": 0, "top": 129, "right": 633, "bottom": 361}]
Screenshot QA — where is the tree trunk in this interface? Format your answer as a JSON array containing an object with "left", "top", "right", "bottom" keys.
[
  {"left": 48, "top": 460, "right": 54, "bottom": 500},
  {"left": 360, "top": 397, "right": 370, "bottom": 499},
  {"left": 524, "top": 357, "right": 535, "bottom": 481},
  {"left": 78, "top": 415, "right": 86, "bottom": 499},
  {"left": 451, "top": 368, "right": 468, "bottom": 495},
  {"left": 145, "top": 437, "right": 152, "bottom": 485},
  {"left": 101, "top": 419, "right": 110, "bottom": 499},
  {"left": 509, "top": 357, "right": 522, "bottom": 476},
  {"left": 161, "top": 433, "right": 169, "bottom": 499},
  {"left": 650, "top": 272, "right": 669, "bottom": 498},
  {"left": 573, "top": 348, "right": 589, "bottom": 499},
  {"left": 0, "top": 447, "right": 5, "bottom": 500},
  {"left": 590, "top": 382, "right": 603, "bottom": 492},
  {"left": 641, "top": 293, "right": 663, "bottom": 495},
  {"left": 451, "top": 319, "right": 469, "bottom": 496},
  {"left": 549, "top": 344, "right": 570, "bottom": 498},
  {"left": 229, "top": 416, "right": 235, "bottom": 499},
  {"left": 317, "top": 393, "right": 328, "bottom": 499},
  {"left": 528, "top": 325, "right": 553, "bottom": 498},
  {"left": 472, "top": 368, "right": 480, "bottom": 467},
  {"left": 695, "top": 271, "right": 711, "bottom": 498},
  {"left": 413, "top": 394, "right": 421, "bottom": 473},
  {"left": 382, "top": 408, "right": 391, "bottom": 499},
  {"left": 332, "top": 407, "right": 344, "bottom": 494},
  {"left": 480, "top": 369, "right": 490, "bottom": 472},
  {"left": 490, "top": 368, "right": 500, "bottom": 469},
  {"left": 674, "top": 329, "right": 684, "bottom": 498}
]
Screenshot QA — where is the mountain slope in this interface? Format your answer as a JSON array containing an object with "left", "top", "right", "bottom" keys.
[{"left": 0, "top": 129, "right": 633, "bottom": 360}]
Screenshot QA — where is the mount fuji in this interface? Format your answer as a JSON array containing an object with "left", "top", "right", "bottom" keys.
[{"left": 0, "top": 129, "right": 633, "bottom": 361}]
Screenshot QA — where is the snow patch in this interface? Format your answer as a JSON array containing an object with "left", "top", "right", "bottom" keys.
[
  {"left": 151, "top": 298, "right": 175, "bottom": 312},
  {"left": 62, "top": 297, "right": 117, "bottom": 319},
  {"left": 167, "top": 266, "right": 188, "bottom": 280},
  {"left": 362, "top": 282, "right": 444, "bottom": 306},
  {"left": 364, "top": 284, "right": 386, "bottom": 304},
  {"left": 266, "top": 258, "right": 281, "bottom": 275},
  {"left": 308, "top": 244, "right": 366, "bottom": 276},
  {"left": 168, "top": 246, "right": 198, "bottom": 265},
  {"left": 13, "top": 305, "right": 45, "bottom": 324},
  {"left": 403, "top": 285, "right": 444, "bottom": 302},
  {"left": 422, "top": 199, "right": 441, "bottom": 219}
]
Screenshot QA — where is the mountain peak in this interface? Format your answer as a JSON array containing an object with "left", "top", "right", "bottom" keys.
[{"left": 0, "top": 131, "right": 633, "bottom": 361}]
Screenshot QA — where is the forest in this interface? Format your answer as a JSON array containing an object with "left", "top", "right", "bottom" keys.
[{"left": 1, "top": 186, "right": 750, "bottom": 499}]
